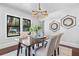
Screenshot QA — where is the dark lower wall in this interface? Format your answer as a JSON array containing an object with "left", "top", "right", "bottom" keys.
[
  {"left": 0, "top": 45, "right": 18, "bottom": 55},
  {"left": 60, "top": 44, "right": 79, "bottom": 56}
]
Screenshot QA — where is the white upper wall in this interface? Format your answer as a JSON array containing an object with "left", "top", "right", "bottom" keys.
[
  {"left": 0, "top": 5, "right": 32, "bottom": 48},
  {"left": 0, "top": 3, "right": 79, "bottom": 48},
  {"left": 0, "top": 4, "right": 41, "bottom": 49},
  {"left": 44, "top": 5, "right": 79, "bottom": 48}
]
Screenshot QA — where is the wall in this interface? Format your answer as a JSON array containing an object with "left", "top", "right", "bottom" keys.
[
  {"left": 1, "top": 4, "right": 79, "bottom": 49},
  {"left": 0, "top": 5, "right": 32, "bottom": 49},
  {"left": 44, "top": 5, "right": 79, "bottom": 48}
]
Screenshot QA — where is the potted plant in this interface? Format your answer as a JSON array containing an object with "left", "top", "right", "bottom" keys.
[{"left": 29, "top": 24, "right": 43, "bottom": 38}]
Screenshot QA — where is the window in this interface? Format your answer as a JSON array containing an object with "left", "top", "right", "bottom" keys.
[
  {"left": 23, "top": 18, "right": 31, "bottom": 31},
  {"left": 7, "top": 15, "right": 20, "bottom": 37}
]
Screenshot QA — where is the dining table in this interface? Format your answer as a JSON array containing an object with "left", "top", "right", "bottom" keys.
[{"left": 17, "top": 36, "right": 47, "bottom": 56}]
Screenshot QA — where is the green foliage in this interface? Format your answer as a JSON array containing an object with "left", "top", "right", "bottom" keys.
[{"left": 29, "top": 24, "right": 43, "bottom": 32}]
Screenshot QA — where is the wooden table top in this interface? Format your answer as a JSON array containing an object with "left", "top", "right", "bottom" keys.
[{"left": 19, "top": 36, "right": 47, "bottom": 46}]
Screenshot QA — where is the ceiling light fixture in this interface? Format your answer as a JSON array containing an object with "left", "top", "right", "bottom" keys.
[{"left": 32, "top": 3, "right": 48, "bottom": 19}]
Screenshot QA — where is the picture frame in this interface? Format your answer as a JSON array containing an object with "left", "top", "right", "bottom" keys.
[
  {"left": 7, "top": 15, "right": 20, "bottom": 37},
  {"left": 61, "top": 15, "right": 76, "bottom": 29},
  {"left": 23, "top": 18, "right": 31, "bottom": 31},
  {"left": 49, "top": 21, "right": 60, "bottom": 32}
]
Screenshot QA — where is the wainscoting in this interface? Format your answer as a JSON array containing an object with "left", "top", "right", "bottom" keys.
[
  {"left": 0, "top": 45, "right": 18, "bottom": 55},
  {"left": 60, "top": 44, "right": 79, "bottom": 56},
  {"left": 1, "top": 44, "right": 79, "bottom": 56}
]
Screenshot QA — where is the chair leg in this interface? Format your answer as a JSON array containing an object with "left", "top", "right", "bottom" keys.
[
  {"left": 42, "top": 40, "right": 44, "bottom": 46},
  {"left": 52, "top": 54, "right": 53, "bottom": 56},
  {"left": 32, "top": 45, "right": 35, "bottom": 50},
  {"left": 54, "top": 50, "right": 56, "bottom": 56},
  {"left": 36, "top": 44, "right": 39, "bottom": 48},
  {"left": 33, "top": 54, "right": 35, "bottom": 56},
  {"left": 44, "top": 41, "right": 48, "bottom": 47},
  {"left": 25, "top": 46, "right": 27, "bottom": 56},
  {"left": 57, "top": 47, "right": 59, "bottom": 55},
  {"left": 55, "top": 47, "right": 59, "bottom": 56},
  {"left": 17, "top": 42, "right": 21, "bottom": 56}
]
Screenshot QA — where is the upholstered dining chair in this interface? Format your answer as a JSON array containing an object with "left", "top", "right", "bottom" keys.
[
  {"left": 17, "top": 32, "right": 29, "bottom": 56},
  {"left": 54, "top": 33, "right": 63, "bottom": 56},
  {"left": 32, "top": 34, "right": 58, "bottom": 56},
  {"left": 42, "top": 33, "right": 63, "bottom": 56}
]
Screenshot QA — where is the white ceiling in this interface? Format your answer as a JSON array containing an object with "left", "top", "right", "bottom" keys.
[{"left": 0, "top": 3, "right": 79, "bottom": 15}]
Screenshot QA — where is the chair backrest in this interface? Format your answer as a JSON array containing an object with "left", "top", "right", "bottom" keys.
[
  {"left": 46, "top": 35, "right": 58, "bottom": 56},
  {"left": 19, "top": 32, "right": 29, "bottom": 43},
  {"left": 20, "top": 32, "right": 29, "bottom": 38},
  {"left": 54, "top": 33, "right": 63, "bottom": 49}
]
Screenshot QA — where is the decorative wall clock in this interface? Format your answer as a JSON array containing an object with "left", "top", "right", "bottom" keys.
[
  {"left": 61, "top": 15, "right": 76, "bottom": 29},
  {"left": 49, "top": 21, "right": 60, "bottom": 32}
]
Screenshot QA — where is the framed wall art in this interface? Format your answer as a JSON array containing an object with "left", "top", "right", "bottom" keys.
[
  {"left": 7, "top": 15, "right": 20, "bottom": 37},
  {"left": 23, "top": 18, "right": 31, "bottom": 31},
  {"left": 49, "top": 21, "right": 60, "bottom": 32},
  {"left": 61, "top": 15, "right": 76, "bottom": 29}
]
